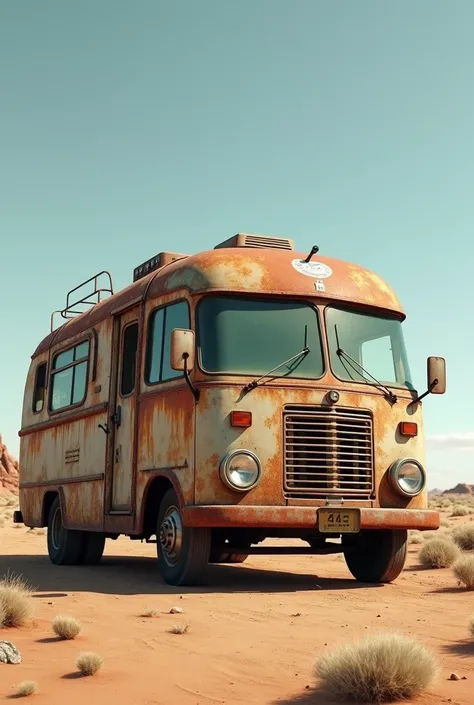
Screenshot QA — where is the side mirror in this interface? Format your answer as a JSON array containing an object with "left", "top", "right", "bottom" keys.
[
  {"left": 427, "top": 356, "right": 446, "bottom": 395},
  {"left": 170, "top": 329, "right": 195, "bottom": 372}
]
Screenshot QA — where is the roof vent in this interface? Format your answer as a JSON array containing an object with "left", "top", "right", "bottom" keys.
[
  {"left": 133, "top": 252, "right": 187, "bottom": 282},
  {"left": 214, "top": 233, "right": 294, "bottom": 251}
]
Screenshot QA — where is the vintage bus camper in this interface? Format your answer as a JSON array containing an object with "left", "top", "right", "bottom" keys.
[{"left": 16, "top": 233, "right": 446, "bottom": 586}]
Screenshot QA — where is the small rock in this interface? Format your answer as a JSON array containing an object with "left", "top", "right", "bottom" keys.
[
  {"left": 170, "top": 607, "right": 183, "bottom": 614},
  {"left": 48, "top": 601, "right": 54, "bottom": 605},
  {"left": 291, "top": 612, "right": 302, "bottom": 617},
  {"left": 377, "top": 614, "right": 381, "bottom": 618},
  {"left": 462, "top": 676, "right": 467, "bottom": 680},
  {"left": 0, "top": 642, "right": 22, "bottom": 665},
  {"left": 449, "top": 673, "right": 461, "bottom": 681}
]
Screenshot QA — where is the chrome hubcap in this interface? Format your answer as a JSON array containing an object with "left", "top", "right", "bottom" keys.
[
  {"left": 159, "top": 506, "right": 183, "bottom": 567},
  {"left": 51, "top": 507, "right": 62, "bottom": 550}
]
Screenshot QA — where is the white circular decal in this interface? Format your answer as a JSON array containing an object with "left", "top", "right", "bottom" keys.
[{"left": 291, "top": 259, "right": 333, "bottom": 279}]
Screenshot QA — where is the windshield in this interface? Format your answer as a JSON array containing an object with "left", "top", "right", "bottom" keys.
[
  {"left": 325, "top": 306, "right": 414, "bottom": 390},
  {"left": 197, "top": 296, "right": 325, "bottom": 378}
]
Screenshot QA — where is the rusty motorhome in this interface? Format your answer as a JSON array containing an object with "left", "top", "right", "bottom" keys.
[{"left": 16, "top": 233, "right": 446, "bottom": 586}]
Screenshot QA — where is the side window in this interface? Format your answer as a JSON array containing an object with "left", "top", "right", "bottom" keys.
[
  {"left": 120, "top": 323, "right": 139, "bottom": 396},
  {"left": 50, "top": 340, "right": 90, "bottom": 411},
  {"left": 145, "top": 301, "right": 190, "bottom": 384},
  {"left": 361, "top": 335, "right": 395, "bottom": 383},
  {"left": 32, "top": 362, "right": 47, "bottom": 413}
]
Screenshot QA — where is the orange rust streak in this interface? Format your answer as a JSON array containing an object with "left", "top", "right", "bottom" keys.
[{"left": 182, "top": 506, "right": 440, "bottom": 530}]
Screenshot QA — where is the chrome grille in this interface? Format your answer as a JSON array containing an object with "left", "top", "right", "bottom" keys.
[{"left": 283, "top": 405, "right": 374, "bottom": 498}]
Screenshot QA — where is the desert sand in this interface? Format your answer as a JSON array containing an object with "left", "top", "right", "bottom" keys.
[{"left": 0, "top": 511, "right": 472, "bottom": 704}]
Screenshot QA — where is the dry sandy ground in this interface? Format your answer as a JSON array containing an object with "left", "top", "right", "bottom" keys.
[{"left": 0, "top": 522, "right": 472, "bottom": 705}]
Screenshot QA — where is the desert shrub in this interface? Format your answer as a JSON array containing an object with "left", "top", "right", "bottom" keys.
[
  {"left": 451, "top": 505, "right": 470, "bottom": 517},
  {"left": 315, "top": 632, "right": 438, "bottom": 702},
  {"left": 15, "top": 682, "right": 37, "bottom": 697},
  {"left": 169, "top": 624, "right": 190, "bottom": 634},
  {"left": 468, "top": 615, "right": 474, "bottom": 638},
  {"left": 52, "top": 615, "right": 81, "bottom": 640},
  {"left": 419, "top": 539, "right": 460, "bottom": 569},
  {"left": 440, "top": 518, "right": 451, "bottom": 528},
  {"left": 76, "top": 652, "right": 103, "bottom": 676},
  {"left": 452, "top": 555, "right": 474, "bottom": 589},
  {"left": 409, "top": 531, "right": 423, "bottom": 545},
  {"left": 0, "top": 572, "right": 34, "bottom": 627},
  {"left": 452, "top": 523, "right": 474, "bottom": 551}
]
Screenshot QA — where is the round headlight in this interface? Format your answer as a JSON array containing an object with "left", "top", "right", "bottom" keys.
[
  {"left": 388, "top": 458, "right": 426, "bottom": 497},
  {"left": 220, "top": 450, "right": 261, "bottom": 492}
]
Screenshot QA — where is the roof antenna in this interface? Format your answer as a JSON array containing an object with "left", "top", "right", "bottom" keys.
[{"left": 303, "top": 245, "right": 319, "bottom": 263}]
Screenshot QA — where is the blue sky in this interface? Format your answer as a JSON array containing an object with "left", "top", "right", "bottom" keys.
[{"left": 1, "top": 1, "right": 472, "bottom": 489}]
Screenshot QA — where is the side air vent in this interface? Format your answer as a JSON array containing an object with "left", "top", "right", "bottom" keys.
[{"left": 214, "top": 233, "right": 294, "bottom": 251}]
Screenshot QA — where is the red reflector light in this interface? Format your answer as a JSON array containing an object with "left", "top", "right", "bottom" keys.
[
  {"left": 399, "top": 421, "right": 418, "bottom": 437},
  {"left": 230, "top": 411, "right": 252, "bottom": 427}
]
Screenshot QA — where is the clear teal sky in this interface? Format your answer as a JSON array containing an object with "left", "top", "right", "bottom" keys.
[{"left": 1, "top": 1, "right": 472, "bottom": 489}]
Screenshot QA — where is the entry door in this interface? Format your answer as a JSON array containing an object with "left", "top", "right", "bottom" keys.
[{"left": 110, "top": 309, "right": 139, "bottom": 512}]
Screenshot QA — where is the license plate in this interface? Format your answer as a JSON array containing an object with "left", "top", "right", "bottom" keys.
[{"left": 318, "top": 508, "right": 360, "bottom": 534}]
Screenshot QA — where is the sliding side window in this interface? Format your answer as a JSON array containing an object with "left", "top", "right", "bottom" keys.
[{"left": 50, "top": 340, "right": 90, "bottom": 411}]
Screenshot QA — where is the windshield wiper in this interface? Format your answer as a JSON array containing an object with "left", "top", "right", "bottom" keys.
[
  {"left": 242, "top": 327, "right": 310, "bottom": 394},
  {"left": 334, "top": 325, "right": 397, "bottom": 405}
]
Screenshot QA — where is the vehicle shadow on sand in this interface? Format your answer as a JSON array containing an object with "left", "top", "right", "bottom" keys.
[
  {"left": 271, "top": 687, "right": 341, "bottom": 704},
  {"left": 0, "top": 553, "right": 382, "bottom": 596}
]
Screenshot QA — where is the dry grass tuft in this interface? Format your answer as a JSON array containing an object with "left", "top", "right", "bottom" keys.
[
  {"left": 419, "top": 538, "right": 460, "bottom": 569},
  {"left": 76, "top": 651, "right": 104, "bottom": 676},
  {"left": 15, "top": 682, "right": 38, "bottom": 698},
  {"left": 451, "top": 505, "right": 471, "bottom": 517},
  {"left": 140, "top": 609, "right": 159, "bottom": 618},
  {"left": 452, "top": 554, "right": 474, "bottom": 590},
  {"left": 452, "top": 523, "right": 474, "bottom": 551},
  {"left": 440, "top": 518, "right": 452, "bottom": 528},
  {"left": 408, "top": 531, "right": 423, "bottom": 545},
  {"left": 0, "top": 572, "right": 34, "bottom": 627},
  {"left": 52, "top": 614, "right": 82, "bottom": 640},
  {"left": 315, "top": 632, "right": 438, "bottom": 702},
  {"left": 169, "top": 623, "right": 190, "bottom": 634},
  {"left": 468, "top": 615, "right": 474, "bottom": 638}
]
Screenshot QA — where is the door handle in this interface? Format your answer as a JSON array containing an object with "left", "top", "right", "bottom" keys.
[{"left": 111, "top": 405, "right": 122, "bottom": 428}]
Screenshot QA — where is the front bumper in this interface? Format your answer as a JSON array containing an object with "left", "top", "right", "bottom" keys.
[{"left": 183, "top": 506, "right": 439, "bottom": 531}]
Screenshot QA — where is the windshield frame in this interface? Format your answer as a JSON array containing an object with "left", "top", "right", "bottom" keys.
[
  {"left": 195, "top": 293, "right": 326, "bottom": 381},
  {"left": 324, "top": 304, "right": 415, "bottom": 392}
]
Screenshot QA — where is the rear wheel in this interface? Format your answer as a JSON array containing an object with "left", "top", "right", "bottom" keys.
[
  {"left": 79, "top": 533, "right": 106, "bottom": 565},
  {"left": 343, "top": 529, "right": 408, "bottom": 583},
  {"left": 157, "top": 488, "right": 211, "bottom": 586},
  {"left": 47, "top": 497, "right": 84, "bottom": 566}
]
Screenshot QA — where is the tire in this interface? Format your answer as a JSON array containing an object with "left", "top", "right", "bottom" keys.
[
  {"left": 343, "top": 529, "right": 408, "bottom": 583},
  {"left": 79, "top": 533, "right": 106, "bottom": 565},
  {"left": 47, "top": 496, "right": 84, "bottom": 566},
  {"left": 156, "top": 488, "right": 211, "bottom": 586}
]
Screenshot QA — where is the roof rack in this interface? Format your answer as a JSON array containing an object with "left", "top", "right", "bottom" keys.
[{"left": 50, "top": 271, "right": 114, "bottom": 332}]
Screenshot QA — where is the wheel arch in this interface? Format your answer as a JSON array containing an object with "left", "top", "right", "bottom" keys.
[
  {"left": 41, "top": 487, "right": 67, "bottom": 526},
  {"left": 139, "top": 472, "right": 185, "bottom": 538}
]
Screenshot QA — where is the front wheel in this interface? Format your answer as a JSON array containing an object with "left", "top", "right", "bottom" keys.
[
  {"left": 343, "top": 529, "right": 408, "bottom": 583},
  {"left": 156, "top": 488, "right": 211, "bottom": 586}
]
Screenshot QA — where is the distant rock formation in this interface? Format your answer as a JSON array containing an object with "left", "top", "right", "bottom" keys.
[
  {"left": 442, "top": 483, "right": 474, "bottom": 496},
  {"left": 0, "top": 435, "right": 19, "bottom": 495}
]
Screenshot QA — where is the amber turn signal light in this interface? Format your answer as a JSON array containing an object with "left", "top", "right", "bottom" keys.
[
  {"left": 230, "top": 411, "right": 252, "bottom": 428},
  {"left": 399, "top": 421, "right": 418, "bottom": 437}
]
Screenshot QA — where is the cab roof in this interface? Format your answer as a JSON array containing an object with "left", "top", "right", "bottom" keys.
[{"left": 33, "top": 236, "right": 404, "bottom": 357}]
